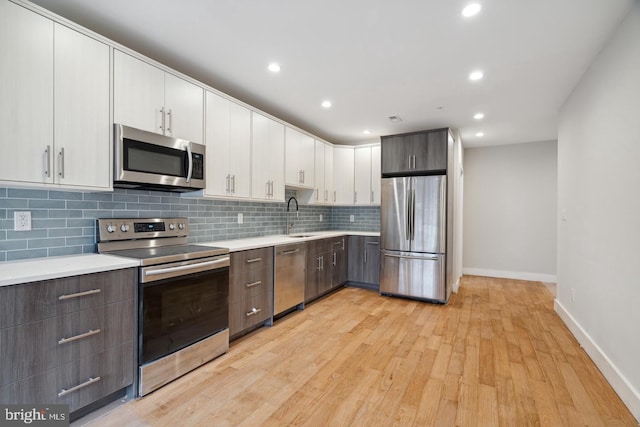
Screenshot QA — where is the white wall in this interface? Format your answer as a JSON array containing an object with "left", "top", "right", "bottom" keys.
[
  {"left": 463, "top": 141, "right": 557, "bottom": 282},
  {"left": 556, "top": 2, "right": 640, "bottom": 420}
]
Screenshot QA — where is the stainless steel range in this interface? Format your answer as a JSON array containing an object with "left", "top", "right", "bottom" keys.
[{"left": 97, "top": 218, "right": 230, "bottom": 397}]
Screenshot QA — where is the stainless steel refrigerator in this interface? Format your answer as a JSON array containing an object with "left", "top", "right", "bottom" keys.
[{"left": 380, "top": 175, "right": 449, "bottom": 302}]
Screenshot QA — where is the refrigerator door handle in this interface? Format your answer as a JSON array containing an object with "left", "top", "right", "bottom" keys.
[
  {"left": 410, "top": 188, "right": 416, "bottom": 241},
  {"left": 384, "top": 253, "right": 440, "bottom": 261},
  {"left": 406, "top": 188, "right": 412, "bottom": 241}
]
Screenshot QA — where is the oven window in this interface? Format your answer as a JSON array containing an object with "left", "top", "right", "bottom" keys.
[
  {"left": 141, "top": 267, "right": 229, "bottom": 364},
  {"left": 124, "top": 139, "right": 186, "bottom": 177}
]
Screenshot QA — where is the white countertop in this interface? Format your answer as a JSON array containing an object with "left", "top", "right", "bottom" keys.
[
  {"left": 0, "top": 254, "right": 140, "bottom": 287},
  {"left": 0, "top": 231, "right": 379, "bottom": 286},
  {"left": 201, "top": 230, "right": 379, "bottom": 252}
]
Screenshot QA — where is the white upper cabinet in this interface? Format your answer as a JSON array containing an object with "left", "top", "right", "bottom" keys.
[
  {"left": 354, "top": 146, "right": 372, "bottom": 205},
  {"left": 285, "top": 127, "right": 315, "bottom": 188},
  {"left": 324, "top": 144, "right": 334, "bottom": 204},
  {"left": 354, "top": 144, "right": 381, "bottom": 205},
  {"left": 54, "top": 23, "right": 110, "bottom": 189},
  {"left": 114, "top": 50, "right": 204, "bottom": 144},
  {"left": 0, "top": 1, "right": 54, "bottom": 185},
  {"left": 333, "top": 146, "right": 355, "bottom": 205},
  {"left": 371, "top": 144, "right": 381, "bottom": 204},
  {"left": 251, "top": 112, "right": 285, "bottom": 201},
  {"left": 205, "top": 91, "right": 251, "bottom": 199},
  {"left": 0, "top": 2, "right": 110, "bottom": 189}
]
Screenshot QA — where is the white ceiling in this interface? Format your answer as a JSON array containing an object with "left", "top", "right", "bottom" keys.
[{"left": 29, "top": 0, "right": 633, "bottom": 147}]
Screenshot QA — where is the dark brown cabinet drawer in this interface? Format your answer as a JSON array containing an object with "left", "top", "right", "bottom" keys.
[
  {"left": 229, "top": 291, "right": 273, "bottom": 336},
  {"left": 0, "top": 268, "right": 136, "bottom": 329},
  {"left": 0, "top": 341, "right": 134, "bottom": 412},
  {"left": 0, "top": 299, "right": 134, "bottom": 387},
  {"left": 229, "top": 269, "right": 271, "bottom": 304},
  {"left": 229, "top": 247, "right": 273, "bottom": 276}
]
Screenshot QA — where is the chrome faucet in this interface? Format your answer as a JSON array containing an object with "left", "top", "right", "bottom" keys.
[{"left": 286, "top": 196, "right": 299, "bottom": 235}]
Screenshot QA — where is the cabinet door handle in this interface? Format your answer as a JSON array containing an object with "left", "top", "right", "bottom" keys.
[
  {"left": 160, "top": 107, "right": 165, "bottom": 132},
  {"left": 58, "top": 329, "right": 101, "bottom": 345},
  {"left": 58, "top": 376, "right": 101, "bottom": 397},
  {"left": 354, "top": 191, "right": 357, "bottom": 203},
  {"left": 58, "top": 147, "right": 65, "bottom": 179},
  {"left": 412, "top": 155, "right": 416, "bottom": 169},
  {"left": 371, "top": 191, "right": 374, "bottom": 203},
  {"left": 246, "top": 280, "right": 262, "bottom": 288},
  {"left": 334, "top": 191, "right": 336, "bottom": 202},
  {"left": 231, "top": 174, "right": 236, "bottom": 193},
  {"left": 58, "top": 289, "right": 101, "bottom": 300},
  {"left": 246, "top": 257, "right": 262, "bottom": 263},
  {"left": 316, "top": 188, "right": 319, "bottom": 201},
  {"left": 364, "top": 249, "right": 367, "bottom": 264},
  {"left": 325, "top": 190, "right": 328, "bottom": 201},
  {"left": 166, "top": 109, "right": 173, "bottom": 134},
  {"left": 332, "top": 252, "right": 336, "bottom": 266},
  {"left": 246, "top": 307, "right": 262, "bottom": 317},
  {"left": 270, "top": 181, "right": 274, "bottom": 197},
  {"left": 317, "top": 256, "right": 322, "bottom": 271},
  {"left": 44, "top": 146, "right": 51, "bottom": 177}
]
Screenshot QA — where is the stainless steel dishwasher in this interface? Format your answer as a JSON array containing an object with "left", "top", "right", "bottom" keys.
[{"left": 274, "top": 242, "right": 306, "bottom": 316}]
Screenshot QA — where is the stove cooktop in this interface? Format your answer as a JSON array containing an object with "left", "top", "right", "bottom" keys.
[{"left": 106, "top": 244, "right": 228, "bottom": 266}]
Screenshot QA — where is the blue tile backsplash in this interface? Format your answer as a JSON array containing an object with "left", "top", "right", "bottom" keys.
[{"left": 0, "top": 187, "right": 379, "bottom": 262}]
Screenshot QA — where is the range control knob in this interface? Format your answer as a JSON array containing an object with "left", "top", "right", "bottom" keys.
[
  {"left": 169, "top": 223, "right": 175, "bottom": 230},
  {"left": 120, "top": 224, "right": 129, "bottom": 232},
  {"left": 178, "top": 223, "right": 185, "bottom": 230},
  {"left": 106, "top": 225, "right": 115, "bottom": 233}
]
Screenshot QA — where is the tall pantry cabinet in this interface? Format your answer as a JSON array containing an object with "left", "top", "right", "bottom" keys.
[{"left": 0, "top": 1, "right": 110, "bottom": 189}]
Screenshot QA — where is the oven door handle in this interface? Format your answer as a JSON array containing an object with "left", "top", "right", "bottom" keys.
[{"left": 142, "top": 257, "right": 230, "bottom": 282}]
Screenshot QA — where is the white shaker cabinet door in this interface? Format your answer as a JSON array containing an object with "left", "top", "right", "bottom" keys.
[
  {"left": 354, "top": 146, "right": 372, "bottom": 205},
  {"left": 285, "top": 127, "right": 301, "bottom": 186},
  {"left": 113, "top": 50, "right": 165, "bottom": 136},
  {"left": 54, "top": 24, "right": 110, "bottom": 188},
  {"left": 371, "top": 144, "right": 381, "bottom": 204},
  {"left": 324, "top": 144, "right": 334, "bottom": 204},
  {"left": 164, "top": 73, "right": 204, "bottom": 144},
  {"left": 226, "top": 102, "right": 251, "bottom": 198},
  {"left": 333, "top": 146, "right": 355, "bottom": 205},
  {"left": 312, "top": 141, "right": 326, "bottom": 204},
  {"left": 252, "top": 112, "right": 284, "bottom": 201},
  {"left": 0, "top": 1, "right": 54, "bottom": 184}
]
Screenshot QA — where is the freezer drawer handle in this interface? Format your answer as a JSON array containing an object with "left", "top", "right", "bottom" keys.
[
  {"left": 58, "top": 329, "right": 101, "bottom": 345},
  {"left": 58, "top": 289, "right": 101, "bottom": 300},
  {"left": 384, "top": 253, "right": 440, "bottom": 261},
  {"left": 58, "top": 376, "right": 101, "bottom": 397}
]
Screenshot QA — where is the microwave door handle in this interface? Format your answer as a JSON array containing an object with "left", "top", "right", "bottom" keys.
[{"left": 185, "top": 143, "right": 193, "bottom": 183}]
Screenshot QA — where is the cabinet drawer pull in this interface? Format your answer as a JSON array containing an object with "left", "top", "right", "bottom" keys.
[
  {"left": 58, "top": 376, "right": 101, "bottom": 397},
  {"left": 58, "top": 329, "right": 101, "bottom": 345},
  {"left": 333, "top": 241, "right": 342, "bottom": 246},
  {"left": 58, "top": 289, "right": 101, "bottom": 300},
  {"left": 246, "top": 257, "right": 262, "bottom": 263},
  {"left": 281, "top": 249, "right": 299, "bottom": 255},
  {"left": 246, "top": 307, "right": 262, "bottom": 317},
  {"left": 246, "top": 280, "right": 262, "bottom": 288},
  {"left": 366, "top": 241, "right": 380, "bottom": 245}
]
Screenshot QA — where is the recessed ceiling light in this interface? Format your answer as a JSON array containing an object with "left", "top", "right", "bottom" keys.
[
  {"left": 476, "top": 132, "right": 484, "bottom": 137},
  {"left": 462, "top": 3, "right": 482, "bottom": 17},
  {"left": 321, "top": 100, "right": 332, "bottom": 108},
  {"left": 363, "top": 130, "right": 371, "bottom": 135},
  {"left": 469, "top": 70, "right": 484, "bottom": 81},
  {"left": 267, "top": 63, "right": 281, "bottom": 73},
  {"left": 474, "top": 113, "right": 485, "bottom": 120}
]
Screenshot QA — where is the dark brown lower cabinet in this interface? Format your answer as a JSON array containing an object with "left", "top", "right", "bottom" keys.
[
  {"left": 348, "top": 236, "right": 381, "bottom": 288},
  {"left": 0, "top": 268, "right": 136, "bottom": 414},
  {"left": 229, "top": 247, "right": 274, "bottom": 338},
  {"left": 305, "top": 237, "right": 348, "bottom": 303}
]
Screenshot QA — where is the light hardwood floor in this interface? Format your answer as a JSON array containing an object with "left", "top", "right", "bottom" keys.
[{"left": 77, "top": 276, "right": 638, "bottom": 426}]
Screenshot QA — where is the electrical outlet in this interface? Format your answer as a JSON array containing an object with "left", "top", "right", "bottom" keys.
[
  {"left": 237, "top": 213, "right": 244, "bottom": 224},
  {"left": 349, "top": 215, "right": 355, "bottom": 223},
  {"left": 319, "top": 214, "right": 323, "bottom": 222},
  {"left": 14, "top": 211, "right": 32, "bottom": 231}
]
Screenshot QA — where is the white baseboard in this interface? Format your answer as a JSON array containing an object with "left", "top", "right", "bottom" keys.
[
  {"left": 462, "top": 267, "right": 557, "bottom": 283},
  {"left": 555, "top": 299, "right": 640, "bottom": 422}
]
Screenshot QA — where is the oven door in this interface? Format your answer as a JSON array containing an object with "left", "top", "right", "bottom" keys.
[
  {"left": 114, "top": 123, "right": 205, "bottom": 190},
  {"left": 139, "top": 255, "right": 229, "bottom": 364}
]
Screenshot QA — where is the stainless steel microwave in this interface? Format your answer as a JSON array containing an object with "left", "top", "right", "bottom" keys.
[{"left": 114, "top": 124, "right": 205, "bottom": 192}]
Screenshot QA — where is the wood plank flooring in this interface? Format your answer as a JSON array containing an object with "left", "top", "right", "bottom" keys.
[{"left": 77, "top": 276, "right": 638, "bottom": 426}]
